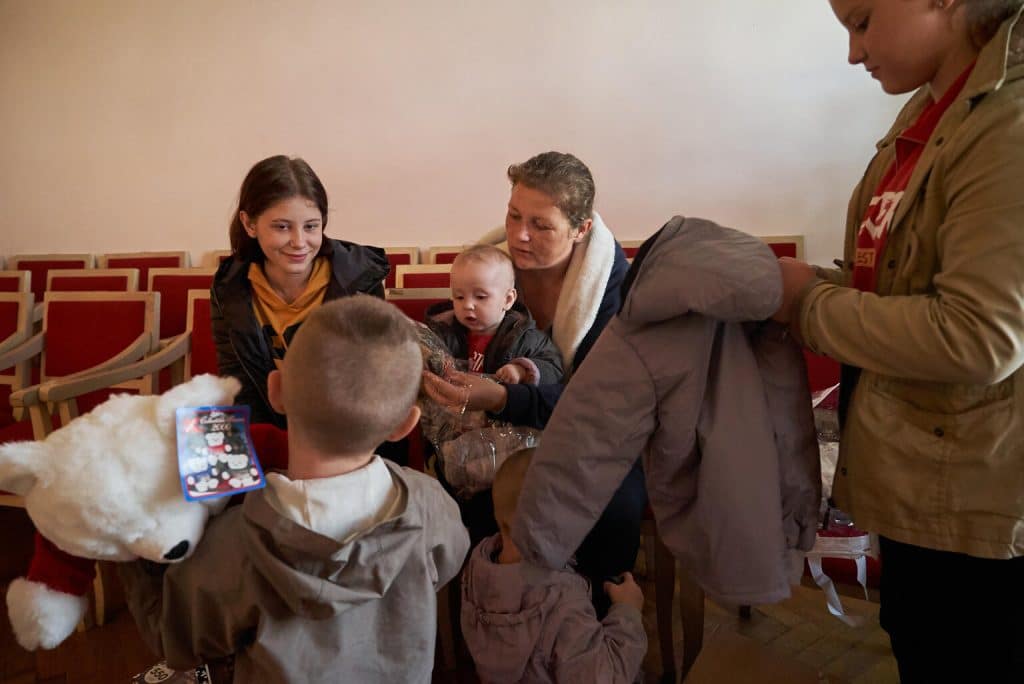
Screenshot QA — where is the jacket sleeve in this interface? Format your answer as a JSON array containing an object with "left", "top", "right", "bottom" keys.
[
  {"left": 118, "top": 514, "right": 258, "bottom": 670},
  {"left": 511, "top": 328, "right": 564, "bottom": 385},
  {"left": 365, "top": 279, "right": 386, "bottom": 299},
  {"left": 211, "top": 286, "right": 271, "bottom": 422},
  {"left": 210, "top": 287, "right": 242, "bottom": 385},
  {"left": 798, "top": 102, "right": 1024, "bottom": 385},
  {"left": 511, "top": 319, "right": 657, "bottom": 570},
  {"left": 493, "top": 381, "right": 563, "bottom": 429},
  {"left": 551, "top": 602, "right": 648, "bottom": 684},
  {"left": 422, "top": 476, "right": 471, "bottom": 590}
]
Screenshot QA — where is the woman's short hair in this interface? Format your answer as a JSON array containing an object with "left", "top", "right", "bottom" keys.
[
  {"left": 228, "top": 155, "right": 331, "bottom": 263},
  {"left": 507, "top": 151, "right": 595, "bottom": 231},
  {"left": 963, "top": 0, "right": 1024, "bottom": 49}
]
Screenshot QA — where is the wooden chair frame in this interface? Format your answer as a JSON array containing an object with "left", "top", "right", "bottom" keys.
[
  {"left": 98, "top": 250, "right": 190, "bottom": 269},
  {"left": 0, "top": 292, "right": 34, "bottom": 358},
  {"left": 46, "top": 268, "right": 140, "bottom": 292},
  {"left": 1, "top": 291, "right": 165, "bottom": 440},
  {"left": 395, "top": 264, "right": 453, "bottom": 289},
  {"left": 11, "top": 254, "right": 96, "bottom": 320},
  {"left": 183, "top": 289, "right": 213, "bottom": 381},
  {"left": 426, "top": 245, "right": 467, "bottom": 264},
  {"left": 0, "top": 292, "right": 35, "bottom": 506},
  {"left": 383, "top": 246, "right": 420, "bottom": 265},
  {"left": 385, "top": 287, "right": 451, "bottom": 301},
  {"left": 761, "top": 234, "right": 806, "bottom": 260},
  {"left": 0, "top": 270, "right": 31, "bottom": 294},
  {"left": 384, "top": 287, "right": 451, "bottom": 324},
  {"left": 9, "top": 253, "right": 95, "bottom": 269},
  {"left": 147, "top": 267, "right": 217, "bottom": 348},
  {"left": 147, "top": 266, "right": 218, "bottom": 292},
  {"left": 0, "top": 289, "right": 35, "bottom": 441},
  {"left": 205, "top": 250, "right": 233, "bottom": 267}
]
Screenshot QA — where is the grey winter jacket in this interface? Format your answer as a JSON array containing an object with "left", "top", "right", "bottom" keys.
[
  {"left": 512, "top": 217, "right": 821, "bottom": 605},
  {"left": 461, "top": 535, "right": 646, "bottom": 683},
  {"left": 120, "top": 461, "right": 470, "bottom": 683}
]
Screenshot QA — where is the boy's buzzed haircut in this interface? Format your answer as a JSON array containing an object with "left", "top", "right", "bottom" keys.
[
  {"left": 455, "top": 245, "right": 515, "bottom": 289},
  {"left": 492, "top": 447, "right": 535, "bottom": 532},
  {"left": 282, "top": 295, "right": 422, "bottom": 454}
]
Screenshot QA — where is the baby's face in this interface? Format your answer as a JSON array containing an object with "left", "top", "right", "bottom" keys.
[{"left": 450, "top": 260, "right": 514, "bottom": 335}]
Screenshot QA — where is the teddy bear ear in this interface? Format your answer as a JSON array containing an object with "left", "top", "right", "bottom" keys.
[
  {"left": 0, "top": 441, "right": 46, "bottom": 496},
  {"left": 154, "top": 374, "right": 243, "bottom": 437}
]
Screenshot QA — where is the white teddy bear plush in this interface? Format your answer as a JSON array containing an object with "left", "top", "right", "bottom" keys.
[{"left": 0, "top": 374, "right": 242, "bottom": 651}]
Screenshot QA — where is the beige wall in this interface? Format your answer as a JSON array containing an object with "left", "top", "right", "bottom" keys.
[{"left": 0, "top": 0, "right": 904, "bottom": 266}]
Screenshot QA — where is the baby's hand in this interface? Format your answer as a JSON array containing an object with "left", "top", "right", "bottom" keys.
[
  {"left": 604, "top": 572, "right": 644, "bottom": 613},
  {"left": 494, "top": 363, "right": 525, "bottom": 385}
]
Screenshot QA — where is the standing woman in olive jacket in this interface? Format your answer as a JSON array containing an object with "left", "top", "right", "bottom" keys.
[{"left": 212, "top": 155, "right": 389, "bottom": 429}]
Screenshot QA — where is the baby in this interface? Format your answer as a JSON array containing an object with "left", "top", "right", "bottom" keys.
[{"left": 427, "top": 245, "right": 562, "bottom": 386}]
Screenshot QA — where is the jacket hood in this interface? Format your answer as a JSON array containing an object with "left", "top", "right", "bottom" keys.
[
  {"left": 240, "top": 461, "right": 425, "bottom": 619},
  {"left": 619, "top": 216, "right": 782, "bottom": 325},
  {"left": 461, "top": 535, "right": 588, "bottom": 681},
  {"left": 321, "top": 239, "right": 389, "bottom": 293}
]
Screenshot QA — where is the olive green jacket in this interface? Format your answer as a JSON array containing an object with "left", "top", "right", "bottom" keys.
[{"left": 798, "top": 7, "right": 1024, "bottom": 559}]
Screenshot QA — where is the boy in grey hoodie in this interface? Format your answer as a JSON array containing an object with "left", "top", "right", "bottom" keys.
[
  {"left": 461, "top": 448, "right": 647, "bottom": 683},
  {"left": 121, "top": 296, "right": 470, "bottom": 683}
]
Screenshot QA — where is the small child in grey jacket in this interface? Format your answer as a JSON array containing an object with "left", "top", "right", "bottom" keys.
[{"left": 461, "top": 447, "right": 647, "bottom": 683}]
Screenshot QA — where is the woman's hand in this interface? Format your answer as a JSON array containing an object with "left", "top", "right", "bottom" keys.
[
  {"left": 421, "top": 369, "right": 509, "bottom": 414},
  {"left": 772, "top": 257, "right": 817, "bottom": 324}
]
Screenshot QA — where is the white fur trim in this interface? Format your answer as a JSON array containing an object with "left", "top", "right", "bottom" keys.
[
  {"left": 6, "top": 577, "right": 88, "bottom": 651},
  {"left": 478, "top": 212, "right": 616, "bottom": 372},
  {"left": 550, "top": 212, "right": 615, "bottom": 372}
]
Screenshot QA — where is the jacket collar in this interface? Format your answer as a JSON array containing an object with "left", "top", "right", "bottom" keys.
[
  {"left": 965, "top": 4, "right": 1024, "bottom": 96},
  {"left": 239, "top": 460, "right": 420, "bottom": 618}
]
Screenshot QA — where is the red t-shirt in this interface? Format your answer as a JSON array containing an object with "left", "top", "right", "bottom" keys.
[
  {"left": 466, "top": 333, "right": 494, "bottom": 372},
  {"left": 852, "top": 64, "right": 975, "bottom": 292}
]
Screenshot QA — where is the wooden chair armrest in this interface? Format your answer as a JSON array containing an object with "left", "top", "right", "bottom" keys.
[
  {"left": 40, "top": 333, "right": 190, "bottom": 403},
  {"left": 0, "top": 330, "right": 29, "bottom": 358},
  {"left": 0, "top": 332, "right": 44, "bottom": 371},
  {"left": 9, "top": 382, "right": 43, "bottom": 409}
]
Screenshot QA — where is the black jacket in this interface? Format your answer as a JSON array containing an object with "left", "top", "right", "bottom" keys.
[
  {"left": 210, "top": 238, "right": 389, "bottom": 428},
  {"left": 424, "top": 301, "right": 563, "bottom": 385},
  {"left": 494, "top": 243, "right": 630, "bottom": 429}
]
